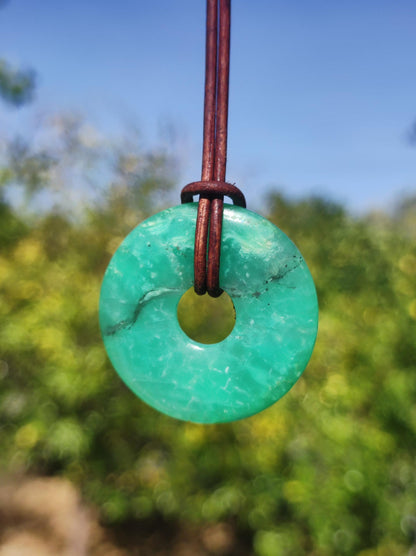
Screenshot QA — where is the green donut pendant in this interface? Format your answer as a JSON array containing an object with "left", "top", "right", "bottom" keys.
[{"left": 99, "top": 203, "right": 318, "bottom": 423}]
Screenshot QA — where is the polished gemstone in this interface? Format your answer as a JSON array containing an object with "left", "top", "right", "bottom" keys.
[{"left": 99, "top": 203, "right": 318, "bottom": 423}]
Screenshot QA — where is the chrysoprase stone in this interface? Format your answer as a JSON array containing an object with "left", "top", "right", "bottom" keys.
[{"left": 99, "top": 204, "right": 318, "bottom": 423}]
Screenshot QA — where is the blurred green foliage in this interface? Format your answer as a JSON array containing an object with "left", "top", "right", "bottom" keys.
[
  {"left": 1, "top": 115, "right": 416, "bottom": 556},
  {"left": 0, "top": 59, "right": 35, "bottom": 106},
  {"left": 177, "top": 288, "right": 236, "bottom": 344}
]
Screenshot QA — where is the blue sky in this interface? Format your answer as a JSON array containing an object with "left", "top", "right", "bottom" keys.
[{"left": 1, "top": 0, "right": 416, "bottom": 212}]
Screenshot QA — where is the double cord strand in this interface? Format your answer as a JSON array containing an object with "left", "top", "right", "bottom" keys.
[{"left": 195, "top": 0, "right": 231, "bottom": 297}]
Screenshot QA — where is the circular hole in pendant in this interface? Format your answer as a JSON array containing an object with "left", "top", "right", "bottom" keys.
[{"left": 177, "top": 287, "right": 236, "bottom": 344}]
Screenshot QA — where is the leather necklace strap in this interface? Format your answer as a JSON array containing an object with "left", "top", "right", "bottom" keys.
[{"left": 181, "top": 0, "right": 245, "bottom": 297}]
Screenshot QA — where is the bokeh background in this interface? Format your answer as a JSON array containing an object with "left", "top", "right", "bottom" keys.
[{"left": 1, "top": 1, "right": 416, "bottom": 555}]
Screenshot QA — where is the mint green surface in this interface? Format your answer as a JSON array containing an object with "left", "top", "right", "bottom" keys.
[{"left": 99, "top": 204, "right": 318, "bottom": 423}]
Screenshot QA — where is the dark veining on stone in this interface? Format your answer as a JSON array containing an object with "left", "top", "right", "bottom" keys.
[
  {"left": 265, "top": 256, "right": 302, "bottom": 285},
  {"left": 105, "top": 287, "right": 182, "bottom": 337},
  {"left": 229, "top": 257, "right": 302, "bottom": 299},
  {"left": 106, "top": 258, "right": 303, "bottom": 335}
]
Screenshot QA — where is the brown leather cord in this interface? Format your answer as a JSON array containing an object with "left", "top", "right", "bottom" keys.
[
  {"left": 181, "top": 0, "right": 246, "bottom": 297},
  {"left": 181, "top": 181, "right": 246, "bottom": 207}
]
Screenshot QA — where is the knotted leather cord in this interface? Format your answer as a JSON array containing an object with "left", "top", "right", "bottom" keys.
[{"left": 181, "top": 0, "right": 246, "bottom": 297}]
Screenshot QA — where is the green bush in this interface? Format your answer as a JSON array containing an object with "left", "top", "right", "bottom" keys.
[{"left": 1, "top": 118, "right": 415, "bottom": 555}]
